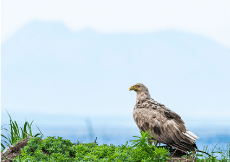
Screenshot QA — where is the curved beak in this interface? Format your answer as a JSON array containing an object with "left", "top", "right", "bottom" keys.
[{"left": 129, "top": 85, "right": 139, "bottom": 91}]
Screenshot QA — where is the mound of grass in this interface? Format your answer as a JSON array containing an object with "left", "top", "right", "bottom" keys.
[
  {"left": 12, "top": 135, "right": 170, "bottom": 162},
  {"left": 1, "top": 111, "right": 230, "bottom": 162}
]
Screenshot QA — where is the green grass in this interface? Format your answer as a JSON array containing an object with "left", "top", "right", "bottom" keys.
[
  {"left": 1, "top": 110, "right": 43, "bottom": 152},
  {"left": 1, "top": 112, "right": 230, "bottom": 162}
]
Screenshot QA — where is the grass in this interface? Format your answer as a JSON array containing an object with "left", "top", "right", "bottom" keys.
[
  {"left": 1, "top": 112, "right": 230, "bottom": 161},
  {"left": 1, "top": 110, "right": 43, "bottom": 152}
]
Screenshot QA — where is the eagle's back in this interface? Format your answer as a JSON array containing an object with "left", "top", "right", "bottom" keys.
[{"left": 133, "top": 97, "right": 198, "bottom": 152}]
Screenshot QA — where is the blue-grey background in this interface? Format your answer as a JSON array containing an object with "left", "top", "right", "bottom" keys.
[{"left": 1, "top": 21, "right": 230, "bottom": 155}]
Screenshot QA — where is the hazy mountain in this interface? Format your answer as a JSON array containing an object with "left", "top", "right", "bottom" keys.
[{"left": 2, "top": 21, "right": 230, "bottom": 126}]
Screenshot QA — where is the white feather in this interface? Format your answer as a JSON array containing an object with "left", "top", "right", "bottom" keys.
[
  {"left": 174, "top": 125, "right": 179, "bottom": 130},
  {"left": 183, "top": 130, "right": 199, "bottom": 141}
]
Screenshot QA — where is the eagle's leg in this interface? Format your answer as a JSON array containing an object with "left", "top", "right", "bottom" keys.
[
  {"left": 147, "top": 138, "right": 154, "bottom": 145},
  {"left": 171, "top": 148, "right": 177, "bottom": 157},
  {"left": 147, "top": 139, "right": 153, "bottom": 145},
  {"left": 147, "top": 138, "right": 158, "bottom": 146},
  {"left": 167, "top": 144, "right": 174, "bottom": 154}
]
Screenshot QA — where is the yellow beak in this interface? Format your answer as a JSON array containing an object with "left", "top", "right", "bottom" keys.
[{"left": 129, "top": 85, "right": 139, "bottom": 91}]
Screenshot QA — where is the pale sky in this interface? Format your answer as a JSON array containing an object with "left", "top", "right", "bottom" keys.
[
  {"left": 2, "top": 1, "right": 230, "bottom": 148},
  {"left": 2, "top": 0, "right": 230, "bottom": 47},
  {"left": 1, "top": 0, "right": 230, "bottom": 131}
]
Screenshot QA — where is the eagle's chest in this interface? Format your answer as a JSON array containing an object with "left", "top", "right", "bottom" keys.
[
  {"left": 132, "top": 108, "right": 162, "bottom": 134},
  {"left": 132, "top": 100, "right": 166, "bottom": 128},
  {"left": 133, "top": 108, "right": 156, "bottom": 119},
  {"left": 134, "top": 99, "right": 158, "bottom": 109},
  {"left": 133, "top": 98, "right": 165, "bottom": 113}
]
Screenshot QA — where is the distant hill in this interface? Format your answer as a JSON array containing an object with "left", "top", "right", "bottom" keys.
[{"left": 2, "top": 21, "right": 230, "bottom": 123}]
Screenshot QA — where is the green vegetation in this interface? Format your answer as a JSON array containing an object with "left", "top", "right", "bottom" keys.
[
  {"left": 1, "top": 110, "right": 43, "bottom": 151},
  {"left": 12, "top": 135, "right": 171, "bottom": 162},
  {"left": 1, "top": 112, "right": 230, "bottom": 161}
]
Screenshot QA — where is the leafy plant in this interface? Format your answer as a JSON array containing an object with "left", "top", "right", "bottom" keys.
[
  {"left": 13, "top": 133, "right": 171, "bottom": 162},
  {"left": 1, "top": 110, "right": 43, "bottom": 152},
  {"left": 130, "top": 130, "right": 171, "bottom": 161},
  {"left": 19, "top": 137, "right": 77, "bottom": 162},
  {"left": 130, "top": 130, "right": 155, "bottom": 149}
]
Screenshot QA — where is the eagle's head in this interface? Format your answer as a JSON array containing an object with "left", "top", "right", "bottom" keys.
[
  {"left": 129, "top": 83, "right": 151, "bottom": 100},
  {"left": 129, "top": 83, "right": 148, "bottom": 93}
]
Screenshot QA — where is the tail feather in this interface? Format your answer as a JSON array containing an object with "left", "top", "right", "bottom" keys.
[{"left": 183, "top": 130, "right": 199, "bottom": 141}]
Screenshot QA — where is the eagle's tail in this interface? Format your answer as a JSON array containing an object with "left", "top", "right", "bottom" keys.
[
  {"left": 183, "top": 130, "right": 199, "bottom": 142},
  {"left": 178, "top": 131, "right": 211, "bottom": 156}
]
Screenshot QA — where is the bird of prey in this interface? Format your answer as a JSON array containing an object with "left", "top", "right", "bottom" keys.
[{"left": 129, "top": 83, "right": 199, "bottom": 153}]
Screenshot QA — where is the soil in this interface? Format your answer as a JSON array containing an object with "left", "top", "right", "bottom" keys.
[
  {"left": 1, "top": 139, "right": 195, "bottom": 162},
  {"left": 167, "top": 148, "right": 195, "bottom": 162}
]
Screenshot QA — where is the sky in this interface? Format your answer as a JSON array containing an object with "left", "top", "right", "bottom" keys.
[
  {"left": 2, "top": 0, "right": 230, "bottom": 47},
  {"left": 1, "top": 1, "right": 230, "bottom": 128}
]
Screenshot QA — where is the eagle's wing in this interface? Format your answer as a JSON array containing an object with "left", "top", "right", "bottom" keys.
[
  {"left": 162, "top": 109, "right": 198, "bottom": 151},
  {"left": 133, "top": 105, "right": 198, "bottom": 152}
]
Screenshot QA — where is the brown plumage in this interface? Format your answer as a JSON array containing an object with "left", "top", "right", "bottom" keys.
[{"left": 129, "top": 83, "right": 198, "bottom": 152}]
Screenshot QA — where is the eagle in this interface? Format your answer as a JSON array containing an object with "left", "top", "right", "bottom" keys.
[{"left": 129, "top": 83, "right": 199, "bottom": 153}]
